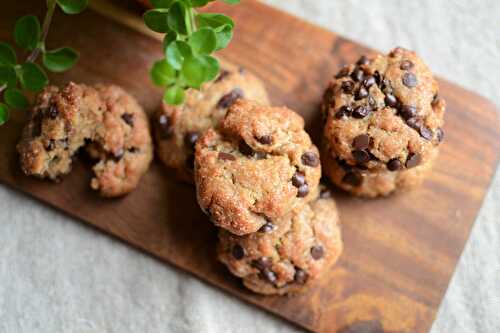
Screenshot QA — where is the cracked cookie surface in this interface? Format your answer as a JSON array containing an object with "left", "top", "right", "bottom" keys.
[
  {"left": 322, "top": 48, "right": 445, "bottom": 197},
  {"left": 154, "top": 65, "right": 269, "bottom": 183},
  {"left": 194, "top": 99, "right": 322, "bottom": 235},
  {"left": 17, "top": 82, "right": 153, "bottom": 197},
  {"left": 217, "top": 189, "right": 342, "bottom": 295}
]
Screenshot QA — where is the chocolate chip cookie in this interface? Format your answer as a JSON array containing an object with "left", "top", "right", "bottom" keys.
[
  {"left": 217, "top": 190, "right": 342, "bottom": 295},
  {"left": 17, "top": 82, "right": 153, "bottom": 197},
  {"left": 154, "top": 65, "right": 269, "bottom": 183},
  {"left": 195, "top": 99, "right": 322, "bottom": 235},
  {"left": 322, "top": 48, "right": 445, "bottom": 197}
]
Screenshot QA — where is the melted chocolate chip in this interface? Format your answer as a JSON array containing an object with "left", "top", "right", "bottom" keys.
[
  {"left": 301, "top": 152, "right": 320, "bottom": 167},
  {"left": 406, "top": 117, "right": 423, "bottom": 131},
  {"left": 432, "top": 94, "right": 440, "bottom": 107},
  {"left": 239, "top": 140, "right": 254, "bottom": 156},
  {"left": 367, "top": 95, "right": 377, "bottom": 110},
  {"left": 420, "top": 126, "right": 433, "bottom": 140},
  {"left": 45, "top": 139, "right": 55, "bottom": 151},
  {"left": 373, "top": 71, "right": 382, "bottom": 85},
  {"left": 402, "top": 72, "right": 418, "bottom": 88},
  {"left": 260, "top": 268, "right": 277, "bottom": 283},
  {"left": 320, "top": 188, "right": 332, "bottom": 199},
  {"left": 47, "top": 105, "right": 59, "bottom": 119},
  {"left": 352, "top": 150, "right": 371, "bottom": 164},
  {"left": 381, "top": 78, "right": 393, "bottom": 94},
  {"left": 256, "top": 135, "right": 273, "bottom": 145},
  {"left": 231, "top": 244, "right": 245, "bottom": 260},
  {"left": 406, "top": 153, "right": 421, "bottom": 168},
  {"left": 353, "top": 134, "right": 370, "bottom": 150},
  {"left": 384, "top": 94, "right": 398, "bottom": 107},
  {"left": 363, "top": 76, "right": 376, "bottom": 88},
  {"left": 400, "top": 105, "right": 417, "bottom": 120},
  {"left": 352, "top": 105, "right": 370, "bottom": 119},
  {"left": 112, "top": 148, "right": 124, "bottom": 161},
  {"left": 351, "top": 67, "right": 365, "bottom": 82},
  {"left": 215, "top": 70, "right": 230, "bottom": 83},
  {"left": 252, "top": 257, "right": 272, "bottom": 270},
  {"left": 310, "top": 245, "right": 325, "bottom": 260},
  {"left": 254, "top": 152, "right": 267, "bottom": 160},
  {"left": 292, "top": 171, "right": 306, "bottom": 188},
  {"left": 387, "top": 158, "right": 401, "bottom": 171},
  {"left": 217, "top": 88, "right": 244, "bottom": 109},
  {"left": 342, "top": 171, "right": 362, "bottom": 186},
  {"left": 400, "top": 60, "right": 414, "bottom": 70},
  {"left": 436, "top": 127, "right": 444, "bottom": 142},
  {"left": 259, "top": 222, "right": 275, "bottom": 233},
  {"left": 121, "top": 113, "right": 134, "bottom": 126},
  {"left": 297, "top": 184, "right": 309, "bottom": 198},
  {"left": 355, "top": 86, "right": 369, "bottom": 100},
  {"left": 158, "top": 114, "right": 173, "bottom": 139},
  {"left": 341, "top": 80, "right": 355, "bottom": 94},
  {"left": 294, "top": 268, "right": 308, "bottom": 284},
  {"left": 336, "top": 105, "right": 353, "bottom": 119},
  {"left": 335, "top": 66, "right": 350, "bottom": 79},
  {"left": 218, "top": 152, "right": 236, "bottom": 161},
  {"left": 356, "top": 55, "right": 370, "bottom": 66},
  {"left": 184, "top": 131, "right": 199, "bottom": 150}
]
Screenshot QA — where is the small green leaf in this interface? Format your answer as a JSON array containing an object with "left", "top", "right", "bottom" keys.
[
  {"left": 163, "top": 85, "right": 185, "bottom": 105},
  {"left": 0, "top": 103, "right": 9, "bottom": 125},
  {"left": 167, "top": 1, "right": 188, "bottom": 35},
  {"left": 151, "top": 0, "right": 174, "bottom": 8},
  {"left": 188, "top": 27, "right": 217, "bottom": 55},
  {"left": 222, "top": 0, "right": 240, "bottom": 4},
  {"left": 57, "top": 0, "right": 88, "bottom": 14},
  {"left": 150, "top": 59, "right": 176, "bottom": 86},
  {"left": 162, "top": 31, "right": 178, "bottom": 52},
  {"left": 144, "top": 9, "right": 170, "bottom": 33},
  {"left": 189, "top": 0, "right": 211, "bottom": 7},
  {"left": 19, "top": 62, "right": 48, "bottom": 92},
  {"left": 213, "top": 24, "right": 233, "bottom": 50},
  {"left": 0, "top": 66, "right": 17, "bottom": 88},
  {"left": 42, "top": 47, "right": 79, "bottom": 72},
  {"left": 14, "top": 15, "right": 41, "bottom": 51},
  {"left": 166, "top": 40, "right": 191, "bottom": 70},
  {"left": 197, "top": 13, "right": 234, "bottom": 30},
  {"left": 202, "top": 54, "right": 219, "bottom": 82},
  {"left": 181, "top": 54, "right": 218, "bottom": 89},
  {"left": 0, "top": 43, "right": 16, "bottom": 66},
  {"left": 4, "top": 88, "right": 29, "bottom": 109}
]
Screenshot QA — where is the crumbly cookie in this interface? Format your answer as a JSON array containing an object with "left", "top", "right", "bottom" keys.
[
  {"left": 195, "top": 99, "right": 322, "bottom": 235},
  {"left": 154, "top": 65, "right": 269, "bottom": 183},
  {"left": 17, "top": 82, "right": 153, "bottom": 197},
  {"left": 217, "top": 189, "right": 342, "bottom": 295},
  {"left": 322, "top": 47, "right": 445, "bottom": 197}
]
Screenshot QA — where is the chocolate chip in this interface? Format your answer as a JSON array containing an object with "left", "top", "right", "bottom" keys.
[
  {"left": 384, "top": 94, "right": 398, "bottom": 107},
  {"left": 355, "top": 86, "right": 369, "bottom": 100},
  {"left": 259, "top": 222, "right": 275, "bottom": 233},
  {"left": 420, "top": 126, "right": 433, "bottom": 140},
  {"left": 335, "top": 66, "right": 350, "bottom": 78},
  {"left": 381, "top": 78, "right": 393, "bottom": 94},
  {"left": 352, "top": 105, "right": 369, "bottom": 119},
  {"left": 352, "top": 150, "right": 371, "bottom": 164},
  {"left": 294, "top": 268, "right": 308, "bottom": 284},
  {"left": 112, "top": 148, "right": 124, "bottom": 161},
  {"left": 356, "top": 55, "right": 370, "bottom": 66},
  {"left": 297, "top": 184, "right": 309, "bottom": 198},
  {"left": 238, "top": 67, "right": 246, "bottom": 74},
  {"left": 121, "top": 113, "right": 134, "bottom": 126},
  {"left": 335, "top": 105, "right": 353, "bottom": 119},
  {"left": 337, "top": 158, "right": 352, "bottom": 172},
  {"left": 320, "top": 188, "right": 331, "bottom": 199},
  {"left": 45, "top": 139, "right": 55, "bottom": 151},
  {"left": 400, "top": 105, "right": 417, "bottom": 120},
  {"left": 400, "top": 60, "right": 414, "bottom": 70},
  {"left": 373, "top": 71, "right": 382, "bottom": 85},
  {"left": 342, "top": 171, "right": 362, "bottom": 186},
  {"left": 260, "top": 268, "right": 277, "bottom": 283},
  {"left": 341, "top": 80, "right": 355, "bottom": 94},
  {"left": 436, "top": 127, "right": 444, "bottom": 142},
  {"left": 363, "top": 76, "right": 376, "bottom": 88},
  {"left": 432, "top": 94, "right": 440, "bottom": 107},
  {"left": 47, "top": 105, "right": 59, "bottom": 119},
  {"left": 215, "top": 69, "right": 230, "bottom": 83},
  {"left": 217, "top": 88, "right": 244, "bottom": 109},
  {"left": 402, "top": 72, "right": 418, "bottom": 88},
  {"left": 351, "top": 67, "right": 365, "bottom": 82},
  {"left": 387, "top": 158, "right": 401, "bottom": 171},
  {"left": 310, "top": 245, "right": 324, "bottom": 260},
  {"left": 256, "top": 135, "right": 273, "bottom": 145},
  {"left": 184, "top": 131, "right": 199, "bottom": 150},
  {"left": 239, "top": 140, "right": 254, "bottom": 156},
  {"left": 353, "top": 134, "right": 370, "bottom": 150},
  {"left": 158, "top": 114, "right": 173, "bottom": 139},
  {"left": 406, "top": 117, "right": 423, "bottom": 131},
  {"left": 292, "top": 171, "right": 306, "bottom": 187},
  {"left": 301, "top": 152, "right": 320, "bottom": 167},
  {"left": 231, "top": 245, "right": 245, "bottom": 260},
  {"left": 252, "top": 257, "right": 272, "bottom": 270},
  {"left": 218, "top": 152, "right": 236, "bottom": 161},
  {"left": 255, "top": 152, "right": 267, "bottom": 160},
  {"left": 406, "top": 153, "right": 421, "bottom": 168},
  {"left": 61, "top": 138, "right": 69, "bottom": 150},
  {"left": 367, "top": 95, "right": 377, "bottom": 110}
]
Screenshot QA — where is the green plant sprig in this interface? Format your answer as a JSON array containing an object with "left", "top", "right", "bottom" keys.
[
  {"left": 144, "top": 0, "right": 240, "bottom": 105},
  {"left": 0, "top": 0, "right": 88, "bottom": 126}
]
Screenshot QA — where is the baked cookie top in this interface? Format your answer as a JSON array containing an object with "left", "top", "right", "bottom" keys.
[
  {"left": 154, "top": 65, "right": 269, "bottom": 183},
  {"left": 17, "top": 82, "right": 153, "bottom": 197},
  {"left": 217, "top": 189, "right": 342, "bottom": 295},
  {"left": 195, "top": 99, "right": 322, "bottom": 235}
]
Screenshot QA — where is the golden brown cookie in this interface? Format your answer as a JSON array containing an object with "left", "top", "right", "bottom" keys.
[
  {"left": 322, "top": 47, "right": 445, "bottom": 197},
  {"left": 154, "top": 65, "right": 269, "bottom": 183},
  {"left": 17, "top": 82, "right": 153, "bottom": 197},
  {"left": 194, "top": 99, "right": 322, "bottom": 235}
]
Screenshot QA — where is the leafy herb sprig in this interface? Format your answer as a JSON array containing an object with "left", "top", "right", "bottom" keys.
[
  {"left": 0, "top": 0, "right": 88, "bottom": 126},
  {"left": 144, "top": 0, "right": 240, "bottom": 105}
]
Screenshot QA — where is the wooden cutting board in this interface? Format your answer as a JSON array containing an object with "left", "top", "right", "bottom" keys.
[{"left": 1, "top": 1, "right": 498, "bottom": 332}]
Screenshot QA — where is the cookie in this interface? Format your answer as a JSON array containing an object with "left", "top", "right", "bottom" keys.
[
  {"left": 195, "top": 99, "right": 322, "bottom": 235},
  {"left": 17, "top": 82, "right": 153, "bottom": 197},
  {"left": 154, "top": 65, "right": 269, "bottom": 183},
  {"left": 322, "top": 47, "right": 445, "bottom": 197},
  {"left": 217, "top": 190, "right": 342, "bottom": 295}
]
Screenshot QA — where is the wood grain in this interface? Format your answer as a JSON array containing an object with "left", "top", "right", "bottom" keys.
[{"left": 1, "top": 1, "right": 498, "bottom": 332}]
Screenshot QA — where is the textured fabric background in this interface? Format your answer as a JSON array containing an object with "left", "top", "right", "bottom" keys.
[{"left": 1, "top": 1, "right": 498, "bottom": 332}]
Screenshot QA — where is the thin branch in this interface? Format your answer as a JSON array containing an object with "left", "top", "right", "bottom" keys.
[{"left": 27, "top": 0, "right": 57, "bottom": 63}]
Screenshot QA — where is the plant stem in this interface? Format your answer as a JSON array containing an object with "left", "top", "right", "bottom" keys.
[
  {"left": 27, "top": 0, "right": 57, "bottom": 63},
  {"left": 0, "top": 84, "right": 5, "bottom": 95}
]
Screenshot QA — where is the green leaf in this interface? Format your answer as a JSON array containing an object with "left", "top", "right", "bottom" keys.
[
  {"left": 202, "top": 54, "right": 219, "bottom": 81},
  {"left": 213, "top": 24, "right": 233, "bottom": 50},
  {"left": 19, "top": 62, "right": 48, "bottom": 92},
  {"left": 14, "top": 15, "right": 41, "bottom": 51},
  {"left": 42, "top": 47, "right": 79, "bottom": 72},
  {"left": 197, "top": 13, "right": 234, "bottom": 30},
  {"left": 0, "top": 66, "right": 17, "bottom": 88},
  {"left": 181, "top": 54, "right": 219, "bottom": 89},
  {"left": 151, "top": 0, "right": 174, "bottom": 8},
  {"left": 162, "top": 31, "right": 178, "bottom": 52},
  {"left": 144, "top": 9, "right": 170, "bottom": 33},
  {"left": 0, "top": 103, "right": 9, "bottom": 126},
  {"left": 188, "top": 27, "right": 217, "bottom": 55},
  {"left": 4, "top": 88, "right": 29, "bottom": 109},
  {"left": 166, "top": 40, "right": 191, "bottom": 70},
  {"left": 222, "top": 0, "right": 240, "bottom": 4},
  {"left": 163, "top": 85, "right": 185, "bottom": 105},
  {"left": 189, "top": 0, "right": 211, "bottom": 7},
  {"left": 57, "top": 0, "right": 88, "bottom": 14},
  {"left": 0, "top": 43, "right": 16, "bottom": 66},
  {"left": 150, "top": 59, "right": 176, "bottom": 86},
  {"left": 167, "top": 1, "right": 188, "bottom": 35}
]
